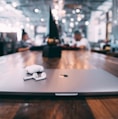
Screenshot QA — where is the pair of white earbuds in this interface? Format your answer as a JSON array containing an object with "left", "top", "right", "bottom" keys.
[
  {"left": 24, "top": 64, "right": 47, "bottom": 81},
  {"left": 24, "top": 72, "right": 46, "bottom": 81}
]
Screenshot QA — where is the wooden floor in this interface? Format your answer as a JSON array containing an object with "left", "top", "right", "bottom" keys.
[{"left": 0, "top": 50, "right": 118, "bottom": 119}]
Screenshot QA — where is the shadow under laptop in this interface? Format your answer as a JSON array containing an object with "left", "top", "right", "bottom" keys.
[
  {"left": 12, "top": 96, "right": 95, "bottom": 119},
  {"left": 2, "top": 95, "right": 117, "bottom": 119}
]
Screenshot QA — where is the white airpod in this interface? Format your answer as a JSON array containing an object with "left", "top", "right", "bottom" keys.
[
  {"left": 35, "top": 72, "right": 47, "bottom": 81},
  {"left": 24, "top": 64, "right": 46, "bottom": 81},
  {"left": 24, "top": 73, "right": 38, "bottom": 80},
  {"left": 25, "top": 65, "right": 44, "bottom": 74},
  {"left": 24, "top": 72, "right": 47, "bottom": 81}
]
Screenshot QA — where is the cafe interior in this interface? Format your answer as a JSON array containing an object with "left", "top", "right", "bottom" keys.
[{"left": 0, "top": 0, "right": 118, "bottom": 119}]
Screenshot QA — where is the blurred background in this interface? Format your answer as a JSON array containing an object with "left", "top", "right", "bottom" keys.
[{"left": 0, "top": 0, "right": 118, "bottom": 55}]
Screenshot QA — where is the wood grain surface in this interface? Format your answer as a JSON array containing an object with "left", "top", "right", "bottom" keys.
[{"left": 0, "top": 50, "right": 118, "bottom": 119}]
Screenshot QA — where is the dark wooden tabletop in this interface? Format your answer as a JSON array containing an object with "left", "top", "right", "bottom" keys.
[{"left": 0, "top": 50, "right": 118, "bottom": 119}]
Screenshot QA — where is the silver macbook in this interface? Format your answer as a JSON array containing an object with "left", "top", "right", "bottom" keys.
[{"left": 0, "top": 69, "right": 118, "bottom": 96}]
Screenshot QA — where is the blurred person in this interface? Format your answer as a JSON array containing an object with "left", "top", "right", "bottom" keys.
[
  {"left": 17, "top": 30, "right": 32, "bottom": 52},
  {"left": 72, "top": 30, "right": 90, "bottom": 50},
  {"left": 103, "top": 39, "right": 111, "bottom": 51}
]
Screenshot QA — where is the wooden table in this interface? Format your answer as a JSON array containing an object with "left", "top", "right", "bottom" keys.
[{"left": 0, "top": 50, "right": 118, "bottom": 119}]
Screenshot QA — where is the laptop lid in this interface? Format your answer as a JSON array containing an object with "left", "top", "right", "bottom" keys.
[{"left": 0, "top": 69, "right": 118, "bottom": 96}]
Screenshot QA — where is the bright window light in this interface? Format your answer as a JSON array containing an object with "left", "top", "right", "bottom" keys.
[
  {"left": 12, "top": 2, "right": 18, "bottom": 8},
  {"left": 0, "top": 6, "right": 4, "bottom": 11}
]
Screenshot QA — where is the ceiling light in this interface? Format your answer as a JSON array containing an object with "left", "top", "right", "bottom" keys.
[
  {"left": 12, "top": 2, "right": 18, "bottom": 8},
  {"left": 34, "top": 8, "right": 40, "bottom": 13},
  {"left": 70, "top": 18, "right": 74, "bottom": 22},
  {"left": 62, "top": 19, "right": 66, "bottom": 23},
  {"left": 70, "top": 22, "right": 74, "bottom": 28},
  {"left": 41, "top": 18, "right": 45, "bottom": 22},
  {"left": 85, "top": 21, "right": 89, "bottom": 26},
  {"left": 76, "top": 9, "right": 80, "bottom": 13}
]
